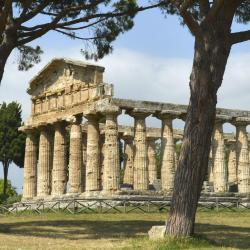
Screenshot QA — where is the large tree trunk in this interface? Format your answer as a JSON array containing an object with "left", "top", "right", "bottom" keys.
[
  {"left": 3, "top": 162, "right": 9, "bottom": 196},
  {"left": 0, "top": 44, "right": 13, "bottom": 84},
  {"left": 166, "top": 30, "right": 232, "bottom": 236}
]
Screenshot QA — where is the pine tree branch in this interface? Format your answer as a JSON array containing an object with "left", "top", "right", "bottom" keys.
[
  {"left": 18, "top": 2, "right": 163, "bottom": 45},
  {"left": 205, "top": 0, "right": 225, "bottom": 22},
  {"left": 171, "top": 0, "right": 203, "bottom": 41},
  {"left": 199, "top": 0, "right": 210, "bottom": 17},
  {"left": 0, "top": 0, "right": 12, "bottom": 34},
  {"left": 230, "top": 30, "right": 250, "bottom": 45}
]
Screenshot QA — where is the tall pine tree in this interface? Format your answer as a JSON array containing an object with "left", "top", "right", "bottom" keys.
[{"left": 0, "top": 102, "right": 25, "bottom": 196}]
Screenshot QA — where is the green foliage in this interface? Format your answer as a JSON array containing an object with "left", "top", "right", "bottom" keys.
[
  {"left": 9, "top": 0, "right": 144, "bottom": 71},
  {"left": 0, "top": 102, "right": 25, "bottom": 195},
  {"left": 17, "top": 45, "right": 43, "bottom": 71},
  {"left": 0, "top": 178, "right": 21, "bottom": 204},
  {"left": 0, "top": 179, "right": 17, "bottom": 197},
  {"left": 0, "top": 102, "right": 25, "bottom": 168}
]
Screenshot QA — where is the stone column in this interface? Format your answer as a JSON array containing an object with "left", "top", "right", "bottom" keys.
[
  {"left": 212, "top": 120, "right": 227, "bottom": 193},
  {"left": 99, "top": 134, "right": 105, "bottom": 190},
  {"left": 82, "top": 132, "right": 87, "bottom": 192},
  {"left": 85, "top": 114, "right": 100, "bottom": 191},
  {"left": 51, "top": 121, "right": 67, "bottom": 196},
  {"left": 68, "top": 116, "right": 83, "bottom": 194},
  {"left": 160, "top": 114, "right": 175, "bottom": 192},
  {"left": 208, "top": 147, "right": 214, "bottom": 183},
  {"left": 129, "top": 110, "right": 150, "bottom": 191},
  {"left": 147, "top": 137, "right": 157, "bottom": 185},
  {"left": 37, "top": 126, "right": 53, "bottom": 197},
  {"left": 227, "top": 140, "right": 237, "bottom": 185},
  {"left": 235, "top": 120, "right": 250, "bottom": 193},
  {"left": 23, "top": 130, "right": 38, "bottom": 200},
  {"left": 103, "top": 108, "right": 121, "bottom": 192},
  {"left": 123, "top": 134, "right": 134, "bottom": 186}
]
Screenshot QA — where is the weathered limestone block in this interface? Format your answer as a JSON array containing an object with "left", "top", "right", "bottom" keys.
[
  {"left": 147, "top": 138, "right": 157, "bottom": 185},
  {"left": 103, "top": 108, "right": 121, "bottom": 192},
  {"left": 37, "top": 127, "right": 53, "bottom": 197},
  {"left": 212, "top": 121, "right": 227, "bottom": 193},
  {"left": 236, "top": 122, "right": 250, "bottom": 193},
  {"left": 130, "top": 110, "right": 150, "bottom": 191},
  {"left": 85, "top": 114, "right": 100, "bottom": 191},
  {"left": 227, "top": 140, "right": 237, "bottom": 184},
  {"left": 82, "top": 133, "right": 87, "bottom": 192},
  {"left": 23, "top": 131, "right": 38, "bottom": 200},
  {"left": 148, "top": 226, "right": 166, "bottom": 240},
  {"left": 69, "top": 116, "right": 83, "bottom": 193},
  {"left": 51, "top": 122, "right": 67, "bottom": 196},
  {"left": 123, "top": 135, "right": 134, "bottom": 185},
  {"left": 160, "top": 115, "right": 175, "bottom": 192}
]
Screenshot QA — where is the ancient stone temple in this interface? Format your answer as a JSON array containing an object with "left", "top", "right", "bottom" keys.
[{"left": 20, "top": 58, "right": 250, "bottom": 200}]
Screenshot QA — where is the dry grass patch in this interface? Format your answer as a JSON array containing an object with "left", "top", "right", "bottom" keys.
[{"left": 0, "top": 211, "right": 249, "bottom": 249}]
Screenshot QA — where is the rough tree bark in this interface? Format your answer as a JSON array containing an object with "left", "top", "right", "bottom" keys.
[
  {"left": 0, "top": 44, "right": 13, "bottom": 83},
  {"left": 166, "top": 11, "right": 235, "bottom": 236},
  {"left": 3, "top": 161, "right": 9, "bottom": 195}
]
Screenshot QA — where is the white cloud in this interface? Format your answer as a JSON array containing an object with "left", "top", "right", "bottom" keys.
[{"left": 1, "top": 47, "right": 250, "bottom": 192}]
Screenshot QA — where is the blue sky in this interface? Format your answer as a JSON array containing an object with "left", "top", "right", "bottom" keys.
[{"left": 1, "top": 6, "right": 250, "bottom": 193}]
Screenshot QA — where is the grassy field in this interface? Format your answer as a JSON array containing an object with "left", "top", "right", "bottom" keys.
[{"left": 0, "top": 211, "right": 249, "bottom": 250}]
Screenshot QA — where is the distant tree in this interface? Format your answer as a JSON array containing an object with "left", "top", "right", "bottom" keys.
[
  {"left": 0, "top": 1, "right": 162, "bottom": 84},
  {"left": 0, "top": 178, "right": 17, "bottom": 197},
  {"left": 0, "top": 102, "right": 25, "bottom": 195}
]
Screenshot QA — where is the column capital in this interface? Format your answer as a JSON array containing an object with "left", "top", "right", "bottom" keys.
[
  {"left": 53, "top": 120, "right": 68, "bottom": 129},
  {"left": 37, "top": 122, "right": 53, "bottom": 132},
  {"left": 155, "top": 110, "right": 184, "bottom": 120},
  {"left": 66, "top": 114, "right": 82, "bottom": 125},
  {"left": 83, "top": 112, "right": 100, "bottom": 122},
  {"left": 214, "top": 115, "right": 232, "bottom": 125},
  {"left": 99, "top": 104, "right": 121, "bottom": 116},
  {"left": 19, "top": 125, "right": 37, "bottom": 135},
  {"left": 126, "top": 108, "right": 151, "bottom": 119},
  {"left": 232, "top": 116, "right": 250, "bottom": 127}
]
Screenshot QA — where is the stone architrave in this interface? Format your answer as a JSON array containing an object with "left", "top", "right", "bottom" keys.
[
  {"left": 129, "top": 109, "right": 150, "bottom": 191},
  {"left": 123, "top": 134, "right": 134, "bottom": 186},
  {"left": 51, "top": 121, "right": 67, "bottom": 196},
  {"left": 37, "top": 126, "right": 54, "bottom": 197},
  {"left": 160, "top": 113, "right": 176, "bottom": 193},
  {"left": 23, "top": 130, "right": 38, "bottom": 200},
  {"left": 235, "top": 119, "right": 250, "bottom": 193},
  {"left": 227, "top": 140, "right": 237, "bottom": 184},
  {"left": 85, "top": 114, "right": 100, "bottom": 191},
  {"left": 69, "top": 116, "right": 83, "bottom": 194},
  {"left": 212, "top": 120, "right": 227, "bottom": 193},
  {"left": 82, "top": 132, "right": 87, "bottom": 192},
  {"left": 147, "top": 137, "right": 157, "bottom": 185},
  {"left": 103, "top": 107, "right": 121, "bottom": 192}
]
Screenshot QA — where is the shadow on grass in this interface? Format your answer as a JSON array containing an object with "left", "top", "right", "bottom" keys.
[{"left": 0, "top": 219, "right": 249, "bottom": 249}]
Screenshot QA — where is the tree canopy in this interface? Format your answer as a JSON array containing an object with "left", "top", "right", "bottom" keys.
[
  {"left": 0, "top": 0, "right": 162, "bottom": 83},
  {"left": 0, "top": 102, "right": 25, "bottom": 195}
]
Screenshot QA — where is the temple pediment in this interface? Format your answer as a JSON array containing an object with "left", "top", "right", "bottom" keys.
[
  {"left": 27, "top": 58, "right": 112, "bottom": 118},
  {"left": 28, "top": 58, "right": 105, "bottom": 96}
]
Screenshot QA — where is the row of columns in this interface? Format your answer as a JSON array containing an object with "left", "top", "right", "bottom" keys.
[
  {"left": 209, "top": 119, "right": 250, "bottom": 193},
  {"left": 23, "top": 111, "right": 250, "bottom": 200}
]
